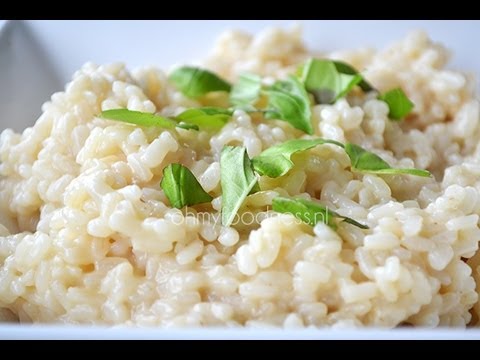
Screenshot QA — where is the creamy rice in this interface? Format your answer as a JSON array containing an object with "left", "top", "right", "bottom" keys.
[{"left": 1, "top": 25, "right": 480, "bottom": 327}]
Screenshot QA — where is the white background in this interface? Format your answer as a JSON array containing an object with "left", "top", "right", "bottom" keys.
[{"left": 13, "top": 20, "right": 480, "bottom": 82}]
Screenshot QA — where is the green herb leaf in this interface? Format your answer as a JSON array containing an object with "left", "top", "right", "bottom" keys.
[
  {"left": 176, "top": 122, "right": 200, "bottom": 131},
  {"left": 272, "top": 196, "right": 368, "bottom": 229},
  {"left": 169, "top": 66, "right": 231, "bottom": 98},
  {"left": 378, "top": 88, "right": 414, "bottom": 120},
  {"left": 220, "top": 146, "right": 259, "bottom": 226},
  {"left": 265, "top": 76, "right": 313, "bottom": 134},
  {"left": 101, "top": 109, "right": 200, "bottom": 131},
  {"left": 272, "top": 196, "right": 335, "bottom": 227},
  {"left": 345, "top": 143, "right": 431, "bottom": 177},
  {"left": 160, "top": 164, "right": 213, "bottom": 208},
  {"left": 101, "top": 109, "right": 177, "bottom": 128},
  {"left": 252, "top": 138, "right": 344, "bottom": 178},
  {"left": 332, "top": 60, "right": 374, "bottom": 92},
  {"left": 300, "top": 58, "right": 363, "bottom": 104},
  {"left": 230, "top": 73, "right": 262, "bottom": 107},
  {"left": 340, "top": 216, "right": 370, "bottom": 229},
  {"left": 176, "top": 107, "right": 232, "bottom": 130}
]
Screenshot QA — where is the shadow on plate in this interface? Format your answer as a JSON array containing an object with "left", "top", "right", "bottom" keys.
[{"left": 0, "top": 20, "right": 63, "bottom": 132}]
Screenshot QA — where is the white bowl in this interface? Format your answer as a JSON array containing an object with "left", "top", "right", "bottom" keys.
[{"left": 1, "top": 20, "right": 480, "bottom": 339}]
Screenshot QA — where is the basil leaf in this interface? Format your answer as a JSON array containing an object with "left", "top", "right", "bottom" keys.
[
  {"left": 378, "top": 88, "right": 414, "bottom": 120},
  {"left": 160, "top": 163, "right": 213, "bottom": 208},
  {"left": 220, "top": 146, "right": 259, "bottom": 226},
  {"left": 332, "top": 60, "right": 374, "bottom": 92},
  {"left": 345, "top": 143, "right": 431, "bottom": 177},
  {"left": 101, "top": 109, "right": 177, "bottom": 128},
  {"left": 340, "top": 216, "right": 370, "bottom": 229},
  {"left": 272, "top": 196, "right": 336, "bottom": 227},
  {"left": 176, "top": 107, "right": 232, "bottom": 130},
  {"left": 176, "top": 122, "right": 200, "bottom": 131},
  {"left": 230, "top": 73, "right": 262, "bottom": 107},
  {"left": 252, "top": 138, "right": 344, "bottom": 178},
  {"left": 300, "top": 58, "right": 363, "bottom": 104},
  {"left": 101, "top": 109, "right": 200, "bottom": 131},
  {"left": 272, "top": 196, "right": 368, "bottom": 229},
  {"left": 265, "top": 76, "right": 313, "bottom": 135},
  {"left": 169, "top": 66, "right": 231, "bottom": 98}
]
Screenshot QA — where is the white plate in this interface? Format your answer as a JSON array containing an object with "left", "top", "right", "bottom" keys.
[
  {"left": 1, "top": 20, "right": 480, "bottom": 339},
  {"left": 0, "top": 324, "right": 479, "bottom": 340}
]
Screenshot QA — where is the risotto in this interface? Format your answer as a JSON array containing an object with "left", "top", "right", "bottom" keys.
[{"left": 1, "top": 25, "right": 480, "bottom": 328}]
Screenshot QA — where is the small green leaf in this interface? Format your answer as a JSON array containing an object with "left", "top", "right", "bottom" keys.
[
  {"left": 332, "top": 60, "right": 374, "bottom": 92},
  {"left": 378, "top": 88, "right": 414, "bottom": 120},
  {"left": 340, "top": 216, "right": 370, "bottom": 229},
  {"left": 252, "top": 138, "right": 344, "bottom": 178},
  {"left": 176, "top": 107, "right": 232, "bottom": 130},
  {"left": 272, "top": 196, "right": 335, "bottom": 227},
  {"left": 230, "top": 73, "right": 262, "bottom": 107},
  {"left": 346, "top": 142, "right": 391, "bottom": 171},
  {"left": 169, "top": 66, "right": 231, "bottom": 98},
  {"left": 176, "top": 122, "right": 200, "bottom": 131},
  {"left": 160, "top": 164, "right": 213, "bottom": 209},
  {"left": 300, "top": 58, "right": 363, "bottom": 104},
  {"left": 272, "top": 196, "right": 368, "bottom": 229},
  {"left": 101, "top": 109, "right": 177, "bottom": 128},
  {"left": 101, "top": 109, "right": 200, "bottom": 131},
  {"left": 369, "top": 168, "right": 432, "bottom": 177},
  {"left": 220, "top": 146, "right": 259, "bottom": 227},
  {"left": 265, "top": 76, "right": 313, "bottom": 134},
  {"left": 345, "top": 143, "right": 431, "bottom": 177}
]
